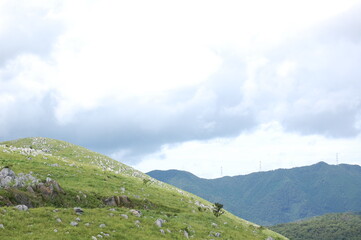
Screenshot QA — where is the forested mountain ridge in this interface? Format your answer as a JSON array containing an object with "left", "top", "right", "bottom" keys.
[
  {"left": 269, "top": 212, "right": 361, "bottom": 240},
  {"left": 148, "top": 162, "right": 361, "bottom": 225}
]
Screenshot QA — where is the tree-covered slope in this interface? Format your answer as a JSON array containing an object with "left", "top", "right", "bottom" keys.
[
  {"left": 269, "top": 212, "right": 361, "bottom": 240},
  {"left": 148, "top": 162, "right": 361, "bottom": 225},
  {"left": 0, "top": 137, "right": 287, "bottom": 240}
]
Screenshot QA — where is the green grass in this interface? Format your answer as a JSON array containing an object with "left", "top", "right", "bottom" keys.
[{"left": 0, "top": 137, "right": 288, "bottom": 239}]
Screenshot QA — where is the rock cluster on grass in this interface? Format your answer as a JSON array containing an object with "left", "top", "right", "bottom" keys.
[
  {"left": 103, "top": 195, "right": 132, "bottom": 207},
  {"left": 34, "top": 177, "right": 65, "bottom": 200},
  {"left": 0, "top": 167, "right": 66, "bottom": 208},
  {"left": 0, "top": 167, "right": 39, "bottom": 188}
]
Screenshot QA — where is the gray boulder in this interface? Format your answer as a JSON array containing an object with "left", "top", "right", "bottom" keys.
[
  {"left": 70, "top": 221, "right": 78, "bottom": 226},
  {"left": 129, "top": 209, "right": 142, "bottom": 217},
  {"left": 0, "top": 168, "right": 15, "bottom": 178},
  {"left": 14, "top": 205, "right": 28, "bottom": 211},
  {"left": 155, "top": 218, "right": 166, "bottom": 228},
  {"left": 74, "top": 207, "right": 84, "bottom": 214}
]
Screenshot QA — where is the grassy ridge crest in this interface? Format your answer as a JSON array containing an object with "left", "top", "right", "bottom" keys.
[{"left": 0, "top": 137, "right": 287, "bottom": 240}]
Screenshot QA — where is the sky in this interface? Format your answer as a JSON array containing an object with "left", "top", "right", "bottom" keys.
[{"left": 1, "top": 0, "right": 361, "bottom": 178}]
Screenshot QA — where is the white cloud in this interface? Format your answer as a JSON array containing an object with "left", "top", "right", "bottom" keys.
[{"left": 1, "top": 0, "right": 361, "bottom": 177}]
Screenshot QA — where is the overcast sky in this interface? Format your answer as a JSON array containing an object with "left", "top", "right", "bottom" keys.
[{"left": 1, "top": 0, "right": 361, "bottom": 178}]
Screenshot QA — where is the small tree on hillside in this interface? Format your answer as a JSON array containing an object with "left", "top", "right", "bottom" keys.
[{"left": 213, "top": 202, "right": 225, "bottom": 217}]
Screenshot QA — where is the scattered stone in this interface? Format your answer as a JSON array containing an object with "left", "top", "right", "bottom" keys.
[
  {"left": 14, "top": 205, "right": 28, "bottom": 211},
  {"left": 160, "top": 229, "right": 165, "bottom": 234},
  {"left": 74, "top": 207, "right": 84, "bottom": 214},
  {"left": 85, "top": 223, "right": 90, "bottom": 226},
  {"left": 108, "top": 208, "right": 116, "bottom": 211},
  {"left": 56, "top": 218, "right": 62, "bottom": 223},
  {"left": 209, "top": 232, "right": 221, "bottom": 238},
  {"left": 26, "top": 186, "right": 35, "bottom": 194},
  {"left": 76, "top": 217, "right": 81, "bottom": 222},
  {"left": 109, "top": 213, "right": 114, "bottom": 217},
  {"left": 265, "top": 237, "right": 275, "bottom": 240},
  {"left": 121, "top": 214, "right": 128, "bottom": 219},
  {"left": 129, "top": 209, "right": 141, "bottom": 217},
  {"left": 70, "top": 221, "right": 78, "bottom": 226},
  {"left": 0, "top": 224, "right": 4, "bottom": 229},
  {"left": 91, "top": 236, "right": 97, "bottom": 240},
  {"left": 211, "top": 223, "right": 218, "bottom": 228},
  {"left": 53, "top": 209, "right": 59, "bottom": 212},
  {"left": 50, "top": 164, "right": 59, "bottom": 167},
  {"left": 99, "top": 224, "right": 106, "bottom": 228},
  {"left": 184, "top": 230, "right": 189, "bottom": 239},
  {"left": 155, "top": 218, "right": 165, "bottom": 228},
  {"left": 54, "top": 229, "right": 58, "bottom": 232},
  {"left": 97, "top": 234, "right": 103, "bottom": 238},
  {"left": 103, "top": 233, "right": 110, "bottom": 237},
  {"left": 134, "top": 220, "right": 140, "bottom": 227}
]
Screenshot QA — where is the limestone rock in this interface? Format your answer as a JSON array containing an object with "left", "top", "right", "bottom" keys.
[
  {"left": 103, "top": 195, "right": 132, "bottom": 207},
  {"left": 184, "top": 230, "right": 189, "bottom": 239},
  {"left": 155, "top": 218, "right": 166, "bottom": 228},
  {"left": 70, "top": 221, "right": 78, "bottom": 226},
  {"left": 129, "top": 209, "right": 141, "bottom": 217},
  {"left": 74, "top": 207, "right": 84, "bottom": 214},
  {"left": 14, "top": 205, "right": 28, "bottom": 211}
]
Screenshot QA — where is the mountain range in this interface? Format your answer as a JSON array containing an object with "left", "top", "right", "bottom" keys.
[{"left": 148, "top": 162, "right": 361, "bottom": 225}]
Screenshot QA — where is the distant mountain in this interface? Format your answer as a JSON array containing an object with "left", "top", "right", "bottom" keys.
[
  {"left": 269, "top": 212, "right": 361, "bottom": 240},
  {"left": 148, "top": 162, "right": 361, "bottom": 225}
]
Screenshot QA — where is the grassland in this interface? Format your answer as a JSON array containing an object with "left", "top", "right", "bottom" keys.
[{"left": 0, "top": 137, "right": 287, "bottom": 240}]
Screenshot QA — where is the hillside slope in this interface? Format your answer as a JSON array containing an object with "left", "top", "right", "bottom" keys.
[
  {"left": 148, "top": 162, "right": 361, "bottom": 225},
  {"left": 269, "top": 212, "right": 361, "bottom": 240},
  {"left": 0, "top": 137, "right": 287, "bottom": 240}
]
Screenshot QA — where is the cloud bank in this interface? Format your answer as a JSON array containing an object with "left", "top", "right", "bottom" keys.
[{"left": 1, "top": 0, "right": 361, "bottom": 177}]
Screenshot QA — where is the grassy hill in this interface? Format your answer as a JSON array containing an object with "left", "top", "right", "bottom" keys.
[
  {"left": 269, "top": 212, "right": 361, "bottom": 240},
  {"left": 148, "top": 162, "right": 361, "bottom": 225},
  {"left": 0, "top": 137, "right": 287, "bottom": 240}
]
